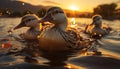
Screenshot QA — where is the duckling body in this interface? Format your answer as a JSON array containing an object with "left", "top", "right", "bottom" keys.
[
  {"left": 13, "top": 14, "right": 42, "bottom": 40},
  {"left": 38, "top": 7, "right": 83, "bottom": 52},
  {"left": 85, "top": 15, "right": 111, "bottom": 39},
  {"left": 39, "top": 27, "right": 69, "bottom": 52},
  {"left": 86, "top": 25, "right": 106, "bottom": 35},
  {"left": 21, "top": 27, "right": 40, "bottom": 40}
]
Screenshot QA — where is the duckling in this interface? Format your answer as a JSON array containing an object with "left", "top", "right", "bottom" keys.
[
  {"left": 38, "top": 7, "right": 87, "bottom": 52},
  {"left": 85, "top": 15, "right": 111, "bottom": 39},
  {"left": 84, "top": 15, "right": 112, "bottom": 55},
  {"left": 13, "top": 14, "right": 42, "bottom": 40}
]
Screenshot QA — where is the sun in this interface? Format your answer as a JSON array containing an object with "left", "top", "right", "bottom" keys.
[{"left": 69, "top": 5, "right": 79, "bottom": 11}]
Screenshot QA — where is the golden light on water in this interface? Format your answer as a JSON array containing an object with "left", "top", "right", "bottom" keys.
[
  {"left": 40, "top": 23, "right": 43, "bottom": 30},
  {"left": 1, "top": 43, "right": 12, "bottom": 48},
  {"left": 67, "top": 65, "right": 72, "bottom": 69},
  {"left": 0, "top": 13, "right": 2, "bottom": 16},
  {"left": 94, "top": 33, "right": 96, "bottom": 35},
  {"left": 65, "top": 65, "right": 72, "bottom": 69},
  {"left": 70, "top": 18, "right": 77, "bottom": 28},
  {"left": 1, "top": 43, "right": 5, "bottom": 48},
  {"left": 99, "top": 34, "right": 102, "bottom": 37},
  {"left": 71, "top": 18, "right": 76, "bottom": 25}
]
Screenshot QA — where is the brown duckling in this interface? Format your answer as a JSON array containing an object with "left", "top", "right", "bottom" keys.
[{"left": 85, "top": 15, "right": 112, "bottom": 39}]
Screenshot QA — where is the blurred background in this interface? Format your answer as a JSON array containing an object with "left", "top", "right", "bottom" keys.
[{"left": 0, "top": 0, "right": 120, "bottom": 20}]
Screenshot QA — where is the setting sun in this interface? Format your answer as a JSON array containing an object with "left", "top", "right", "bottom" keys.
[{"left": 69, "top": 5, "right": 79, "bottom": 11}]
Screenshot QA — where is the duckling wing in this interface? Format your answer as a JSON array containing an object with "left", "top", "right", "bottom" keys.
[
  {"left": 60, "top": 28, "right": 83, "bottom": 49},
  {"left": 20, "top": 29, "right": 40, "bottom": 40}
]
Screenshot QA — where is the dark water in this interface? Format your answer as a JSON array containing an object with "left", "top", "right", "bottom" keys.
[{"left": 0, "top": 18, "right": 120, "bottom": 69}]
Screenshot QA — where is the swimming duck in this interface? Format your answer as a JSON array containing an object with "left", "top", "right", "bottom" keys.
[
  {"left": 38, "top": 7, "right": 86, "bottom": 52},
  {"left": 13, "top": 14, "right": 42, "bottom": 40},
  {"left": 85, "top": 15, "right": 111, "bottom": 39}
]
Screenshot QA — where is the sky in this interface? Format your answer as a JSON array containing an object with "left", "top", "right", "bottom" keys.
[{"left": 18, "top": 0, "right": 120, "bottom": 12}]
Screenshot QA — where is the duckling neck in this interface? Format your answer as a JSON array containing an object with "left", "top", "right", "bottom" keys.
[
  {"left": 94, "top": 24, "right": 102, "bottom": 28},
  {"left": 54, "top": 21, "right": 68, "bottom": 31},
  {"left": 32, "top": 25, "right": 41, "bottom": 31},
  {"left": 94, "top": 22, "right": 102, "bottom": 28}
]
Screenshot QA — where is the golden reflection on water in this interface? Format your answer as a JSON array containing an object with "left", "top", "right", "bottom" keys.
[
  {"left": 69, "top": 18, "right": 78, "bottom": 29},
  {"left": 64, "top": 64, "right": 87, "bottom": 69}
]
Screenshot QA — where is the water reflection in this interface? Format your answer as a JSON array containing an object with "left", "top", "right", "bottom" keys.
[
  {"left": 40, "top": 51, "right": 80, "bottom": 66},
  {"left": 0, "top": 18, "right": 120, "bottom": 69},
  {"left": 21, "top": 41, "right": 81, "bottom": 67}
]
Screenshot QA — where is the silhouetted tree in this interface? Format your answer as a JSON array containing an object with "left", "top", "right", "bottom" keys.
[
  {"left": 37, "top": 8, "right": 46, "bottom": 18},
  {"left": 23, "top": 10, "right": 33, "bottom": 15},
  {"left": 93, "top": 3, "right": 117, "bottom": 18},
  {"left": 10, "top": 11, "right": 22, "bottom": 17},
  {"left": 0, "top": 8, "right": 11, "bottom": 15}
]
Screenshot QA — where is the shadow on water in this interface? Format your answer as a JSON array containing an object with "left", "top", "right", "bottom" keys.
[
  {"left": 40, "top": 50, "right": 80, "bottom": 66},
  {"left": 16, "top": 39, "right": 83, "bottom": 66},
  {"left": 0, "top": 63, "right": 70, "bottom": 69},
  {"left": 0, "top": 50, "right": 82, "bottom": 69},
  {"left": 0, "top": 52, "right": 120, "bottom": 69}
]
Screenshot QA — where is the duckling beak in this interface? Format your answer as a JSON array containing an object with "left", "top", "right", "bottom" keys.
[
  {"left": 90, "top": 22, "right": 95, "bottom": 25},
  {"left": 39, "top": 14, "right": 53, "bottom": 23},
  {"left": 14, "top": 22, "right": 26, "bottom": 30}
]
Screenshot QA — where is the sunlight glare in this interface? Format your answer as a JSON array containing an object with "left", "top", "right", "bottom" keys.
[{"left": 69, "top": 5, "right": 79, "bottom": 10}]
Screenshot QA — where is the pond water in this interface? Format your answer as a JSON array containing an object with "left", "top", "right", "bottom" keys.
[{"left": 0, "top": 17, "right": 120, "bottom": 69}]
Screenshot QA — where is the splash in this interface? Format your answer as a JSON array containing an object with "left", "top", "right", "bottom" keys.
[
  {"left": 71, "top": 18, "right": 76, "bottom": 25},
  {"left": 69, "top": 18, "right": 77, "bottom": 28}
]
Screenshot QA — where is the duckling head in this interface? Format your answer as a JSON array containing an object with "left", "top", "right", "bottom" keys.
[
  {"left": 39, "top": 7, "right": 68, "bottom": 31},
  {"left": 14, "top": 14, "right": 40, "bottom": 30},
  {"left": 91, "top": 15, "right": 102, "bottom": 27}
]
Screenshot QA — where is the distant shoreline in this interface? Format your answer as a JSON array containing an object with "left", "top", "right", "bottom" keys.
[
  {"left": 0, "top": 16, "right": 21, "bottom": 18},
  {"left": 0, "top": 16, "right": 120, "bottom": 21}
]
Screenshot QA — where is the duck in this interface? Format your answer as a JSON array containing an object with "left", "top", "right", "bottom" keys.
[
  {"left": 12, "top": 14, "right": 42, "bottom": 40},
  {"left": 37, "top": 7, "right": 88, "bottom": 53},
  {"left": 85, "top": 15, "right": 112, "bottom": 39}
]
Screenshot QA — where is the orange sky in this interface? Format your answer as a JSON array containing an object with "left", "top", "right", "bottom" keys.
[{"left": 19, "top": 0, "right": 120, "bottom": 12}]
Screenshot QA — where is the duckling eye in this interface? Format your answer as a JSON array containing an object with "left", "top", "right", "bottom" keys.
[
  {"left": 26, "top": 19, "right": 30, "bottom": 22},
  {"left": 97, "top": 18, "right": 100, "bottom": 20},
  {"left": 51, "top": 10, "right": 59, "bottom": 15},
  {"left": 25, "top": 19, "right": 31, "bottom": 23},
  {"left": 24, "top": 18, "right": 36, "bottom": 23},
  {"left": 94, "top": 18, "right": 99, "bottom": 22},
  {"left": 23, "top": 18, "right": 36, "bottom": 26},
  {"left": 55, "top": 10, "right": 59, "bottom": 13}
]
